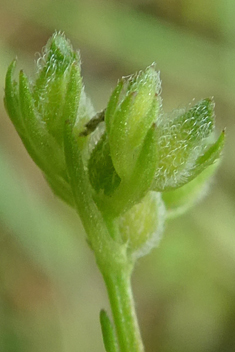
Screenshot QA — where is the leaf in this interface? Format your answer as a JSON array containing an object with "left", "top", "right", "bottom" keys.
[{"left": 100, "top": 310, "right": 119, "bottom": 352}]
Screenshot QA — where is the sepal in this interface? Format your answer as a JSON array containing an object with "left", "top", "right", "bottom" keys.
[
  {"left": 33, "top": 32, "right": 82, "bottom": 145},
  {"left": 18, "top": 70, "right": 67, "bottom": 178},
  {"left": 94, "top": 123, "right": 159, "bottom": 217},
  {"left": 106, "top": 65, "right": 161, "bottom": 179},
  {"left": 4, "top": 33, "right": 83, "bottom": 203},
  {"left": 88, "top": 133, "right": 121, "bottom": 196},
  {"left": 4, "top": 60, "right": 23, "bottom": 134},
  {"left": 162, "top": 161, "right": 220, "bottom": 219},
  {"left": 153, "top": 98, "right": 220, "bottom": 191}
]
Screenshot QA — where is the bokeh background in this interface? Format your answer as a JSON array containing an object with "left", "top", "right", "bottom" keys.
[{"left": 0, "top": 1, "right": 235, "bottom": 351}]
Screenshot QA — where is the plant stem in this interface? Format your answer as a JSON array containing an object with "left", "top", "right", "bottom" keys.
[
  {"left": 64, "top": 126, "right": 144, "bottom": 351},
  {"left": 102, "top": 267, "right": 145, "bottom": 352}
]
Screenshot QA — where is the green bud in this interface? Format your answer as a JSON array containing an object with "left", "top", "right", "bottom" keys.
[
  {"left": 152, "top": 99, "right": 224, "bottom": 191},
  {"left": 87, "top": 72, "right": 224, "bottom": 218},
  {"left": 119, "top": 192, "right": 165, "bottom": 258},
  {"left": 105, "top": 65, "right": 161, "bottom": 179},
  {"left": 4, "top": 32, "right": 83, "bottom": 205},
  {"left": 32, "top": 31, "right": 82, "bottom": 144}
]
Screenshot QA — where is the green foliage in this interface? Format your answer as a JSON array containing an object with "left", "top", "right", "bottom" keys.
[{"left": 100, "top": 310, "right": 119, "bottom": 352}]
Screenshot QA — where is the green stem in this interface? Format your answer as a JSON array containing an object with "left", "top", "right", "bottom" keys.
[
  {"left": 102, "top": 267, "right": 145, "bottom": 352},
  {"left": 64, "top": 124, "right": 145, "bottom": 352}
]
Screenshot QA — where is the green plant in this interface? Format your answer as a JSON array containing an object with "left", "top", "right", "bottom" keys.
[{"left": 4, "top": 32, "right": 224, "bottom": 352}]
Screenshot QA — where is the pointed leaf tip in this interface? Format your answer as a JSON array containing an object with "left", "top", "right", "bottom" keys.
[{"left": 100, "top": 309, "right": 118, "bottom": 352}]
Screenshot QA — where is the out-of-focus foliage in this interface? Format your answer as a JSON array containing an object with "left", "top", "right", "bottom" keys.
[{"left": 0, "top": 1, "right": 234, "bottom": 351}]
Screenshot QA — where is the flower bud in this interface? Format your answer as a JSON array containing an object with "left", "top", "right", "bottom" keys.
[
  {"left": 119, "top": 192, "right": 165, "bottom": 258},
  {"left": 4, "top": 32, "right": 83, "bottom": 206},
  {"left": 105, "top": 65, "right": 161, "bottom": 180},
  {"left": 32, "top": 31, "right": 82, "bottom": 145},
  {"left": 152, "top": 99, "right": 224, "bottom": 191}
]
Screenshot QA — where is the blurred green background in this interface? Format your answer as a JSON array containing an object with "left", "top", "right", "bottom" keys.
[{"left": 0, "top": 0, "right": 235, "bottom": 351}]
